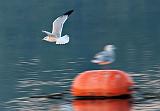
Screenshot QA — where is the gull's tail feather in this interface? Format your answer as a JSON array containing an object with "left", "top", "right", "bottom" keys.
[
  {"left": 56, "top": 35, "right": 69, "bottom": 45},
  {"left": 63, "top": 10, "right": 74, "bottom": 16}
]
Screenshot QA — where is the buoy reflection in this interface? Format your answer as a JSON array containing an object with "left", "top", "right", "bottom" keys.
[{"left": 72, "top": 98, "right": 132, "bottom": 111}]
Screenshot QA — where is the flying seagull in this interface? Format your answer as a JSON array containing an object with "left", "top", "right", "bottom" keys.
[
  {"left": 42, "top": 10, "right": 73, "bottom": 44},
  {"left": 91, "top": 45, "right": 116, "bottom": 65}
]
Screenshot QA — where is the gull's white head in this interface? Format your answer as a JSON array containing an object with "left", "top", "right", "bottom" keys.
[
  {"left": 42, "top": 36, "right": 49, "bottom": 41},
  {"left": 104, "top": 45, "right": 116, "bottom": 51}
]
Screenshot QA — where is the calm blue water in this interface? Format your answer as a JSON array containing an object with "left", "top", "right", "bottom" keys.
[{"left": 0, "top": 0, "right": 160, "bottom": 110}]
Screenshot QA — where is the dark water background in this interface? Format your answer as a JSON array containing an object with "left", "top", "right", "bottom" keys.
[{"left": 0, "top": 0, "right": 160, "bottom": 110}]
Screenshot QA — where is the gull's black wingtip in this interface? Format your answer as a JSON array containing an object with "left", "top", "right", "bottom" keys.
[{"left": 63, "top": 10, "right": 74, "bottom": 16}]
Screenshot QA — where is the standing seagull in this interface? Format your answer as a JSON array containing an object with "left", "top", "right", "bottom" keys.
[
  {"left": 42, "top": 10, "right": 73, "bottom": 44},
  {"left": 91, "top": 45, "right": 116, "bottom": 65}
]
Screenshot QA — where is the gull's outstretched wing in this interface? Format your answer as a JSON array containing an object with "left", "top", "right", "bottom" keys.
[{"left": 52, "top": 10, "right": 73, "bottom": 37}]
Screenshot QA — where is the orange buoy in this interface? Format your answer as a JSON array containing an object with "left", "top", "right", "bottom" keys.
[
  {"left": 72, "top": 99, "right": 132, "bottom": 111},
  {"left": 71, "top": 70, "right": 134, "bottom": 97}
]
